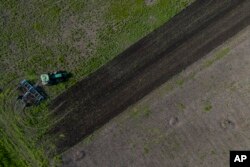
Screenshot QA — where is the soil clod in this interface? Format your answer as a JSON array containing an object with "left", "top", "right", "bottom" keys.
[
  {"left": 169, "top": 117, "right": 179, "bottom": 126},
  {"left": 73, "top": 150, "right": 86, "bottom": 161},
  {"left": 220, "top": 119, "right": 235, "bottom": 130}
]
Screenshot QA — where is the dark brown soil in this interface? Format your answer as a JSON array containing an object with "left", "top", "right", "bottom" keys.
[{"left": 44, "top": 0, "right": 250, "bottom": 155}]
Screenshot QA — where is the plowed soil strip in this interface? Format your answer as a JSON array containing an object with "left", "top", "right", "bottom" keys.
[{"left": 45, "top": 0, "right": 250, "bottom": 154}]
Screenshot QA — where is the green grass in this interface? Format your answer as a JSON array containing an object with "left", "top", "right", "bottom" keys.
[
  {"left": 83, "top": 134, "right": 95, "bottom": 145},
  {"left": 130, "top": 106, "right": 151, "bottom": 119},
  {"left": 203, "top": 47, "right": 230, "bottom": 68},
  {"left": 177, "top": 102, "right": 186, "bottom": 111},
  {"left": 176, "top": 78, "right": 185, "bottom": 86},
  {"left": 203, "top": 101, "right": 213, "bottom": 112},
  {"left": 0, "top": 0, "right": 194, "bottom": 166},
  {"left": 143, "top": 145, "right": 150, "bottom": 154},
  {"left": 0, "top": 133, "right": 26, "bottom": 167}
]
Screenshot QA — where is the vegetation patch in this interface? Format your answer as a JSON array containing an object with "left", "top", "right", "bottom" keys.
[
  {"left": 143, "top": 145, "right": 150, "bottom": 154},
  {"left": 83, "top": 134, "right": 95, "bottom": 145},
  {"left": 203, "top": 47, "right": 230, "bottom": 68},
  {"left": 203, "top": 101, "right": 213, "bottom": 112},
  {"left": 177, "top": 102, "right": 186, "bottom": 111},
  {"left": 176, "top": 78, "right": 185, "bottom": 86},
  {"left": 130, "top": 106, "right": 151, "bottom": 119}
]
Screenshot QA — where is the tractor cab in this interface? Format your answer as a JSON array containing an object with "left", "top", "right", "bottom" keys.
[{"left": 40, "top": 74, "right": 50, "bottom": 85}]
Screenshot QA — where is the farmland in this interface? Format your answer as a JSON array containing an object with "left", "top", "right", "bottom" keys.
[
  {"left": 46, "top": 0, "right": 250, "bottom": 155},
  {"left": 0, "top": 0, "right": 193, "bottom": 166},
  {"left": 63, "top": 25, "right": 250, "bottom": 166}
]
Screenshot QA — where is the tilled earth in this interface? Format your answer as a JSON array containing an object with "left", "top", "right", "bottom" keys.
[
  {"left": 45, "top": 0, "right": 250, "bottom": 159},
  {"left": 62, "top": 25, "right": 250, "bottom": 166}
]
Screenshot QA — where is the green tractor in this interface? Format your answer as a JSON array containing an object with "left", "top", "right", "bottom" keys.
[{"left": 40, "top": 71, "right": 70, "bottom": 85}]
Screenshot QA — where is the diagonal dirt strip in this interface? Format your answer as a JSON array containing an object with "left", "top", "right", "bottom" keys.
[{"left": 44, "top": 0, "right": 250, "bottom": 154}]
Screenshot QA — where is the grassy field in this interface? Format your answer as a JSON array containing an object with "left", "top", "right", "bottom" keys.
[{"left": 0, "top": 0, "right": 193, "bottom": 166}]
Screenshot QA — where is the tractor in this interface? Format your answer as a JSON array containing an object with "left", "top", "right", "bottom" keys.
[
  {"left": 16, "top": 71, "right": 70, "bottom": 108},
  {"left": 40, "top": 71, "right": 69, "bottom": 85}
]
